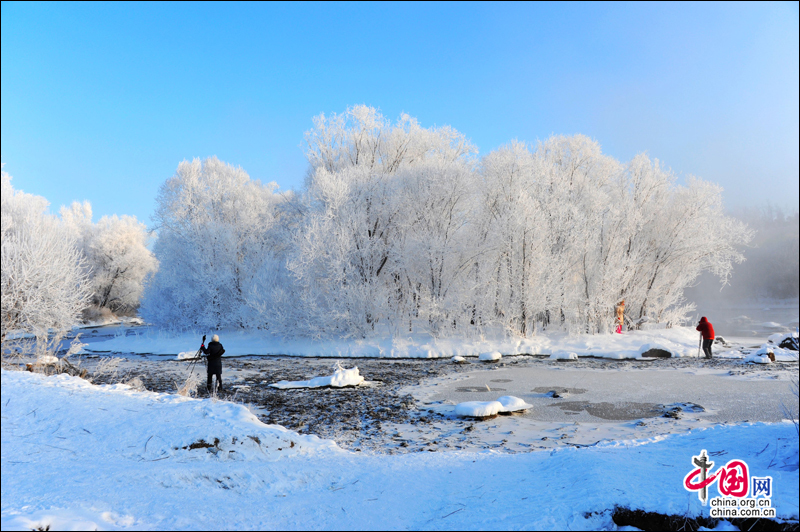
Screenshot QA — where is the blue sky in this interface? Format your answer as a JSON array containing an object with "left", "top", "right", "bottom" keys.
[{"left": 2, "top": 1, "right": 798, "bottom": 225}]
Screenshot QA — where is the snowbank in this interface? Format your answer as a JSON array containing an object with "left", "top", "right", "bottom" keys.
[
  {"left": 2, "top": 369, "right": 797, "bottom": 530},
  {"left": 0, "top": 369, "right": 338, "bottom": 464},
  {"left": 84, "top": 325, "right": 792, "bottom": 362},
  {"left": 550, "top": 351, "right": 578, "bottom": 360},
  {"left": 270, "top": 366, "right": 365, "bottom": 389}
]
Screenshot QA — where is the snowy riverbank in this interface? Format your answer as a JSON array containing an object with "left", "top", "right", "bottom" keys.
[
  {"left": 81, "top": 325, "right": 800, "bottom": 363},
  {"left": 2, "top": 369, "right": 797, "bottom": 530}
]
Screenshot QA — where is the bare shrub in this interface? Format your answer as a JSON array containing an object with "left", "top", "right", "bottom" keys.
[
  {"left": 177, "top": 371, "right": 204, "bottom": 397},
  {"left": 782, "top": 376, "right": 800, "bottom": 437},
  {"left": 93, "top": 356, "right": 122, "bottom": 381},
  {"left": 125, "top": 376, "right": 146, "bottom": 391}
]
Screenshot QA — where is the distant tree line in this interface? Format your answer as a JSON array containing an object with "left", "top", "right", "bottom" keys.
[{"left": 141, "top": 105, "right": 752, "bottom": 337}]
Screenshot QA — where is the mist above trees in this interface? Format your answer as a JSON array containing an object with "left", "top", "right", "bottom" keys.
[
  {"left": 686, "top": 205, "right": 799, "bottom": 304},
  {"left": 141, "top": 105, "right": 753, "bottom": 338}
]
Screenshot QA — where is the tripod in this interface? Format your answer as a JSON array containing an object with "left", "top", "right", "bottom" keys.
[{"left": 187, "top": 334, "right": 207, "bottom": 378}]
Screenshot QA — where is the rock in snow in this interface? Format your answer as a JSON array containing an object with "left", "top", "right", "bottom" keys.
[
  {"left": 270, "top": 366, "right": 365, "bottom": 389},
  {"left": 479, "top": 351, "right": 502, "bottom": 362},
  {"left": 640, "top": 348, "right": 672, "bottom": 358},
  {"left": 451, "top": 355, "right": 468, "bottom": 364},
  {"left": 455, "top": 396, "right": 531, "bottom": 417},
  {"left": 455, "top": 400, "right": 503, "bottom": 417},
  {"left": 496, "top": 396, "right": 532, "bottom": 412},
  {"left": 639, "top": 343, "right": 674, "bottom": 358},
  {"left": 743, "top": 352, "right": 772, "bottom": 364}
]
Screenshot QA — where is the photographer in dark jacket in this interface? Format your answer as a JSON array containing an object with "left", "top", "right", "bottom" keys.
[{"left": 200, "top": 334, "right": 225, "bottom": 393}]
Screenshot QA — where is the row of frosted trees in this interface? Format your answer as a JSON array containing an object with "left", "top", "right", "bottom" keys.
[
  {"left": 142, "top": 106, "right": 751, "bottom": 338},
  {"left": 1, "top": 168, "right": 156, "bottom": 352}
]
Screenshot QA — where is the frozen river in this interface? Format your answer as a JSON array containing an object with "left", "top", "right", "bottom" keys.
[{"left": 416, "top": 363, "right": 798, "bottom": 424}]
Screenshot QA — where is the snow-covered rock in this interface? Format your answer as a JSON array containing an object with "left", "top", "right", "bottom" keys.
[
  {"left": 550, "top": 351, "right": 578, "bottom": 360},
  {"left": 454, "top": 400, "right": 503, "bottom": 417},
  {"left": 176, "top": 351, "right": 201, "bottom": 360},
  {"left": 479, "top": 351, "right": 502, "bottom": 362},
  {"left": 496, "top": 396, "right": 532, "bottom": 412},
  {"left": 452, "top": 355, "right": 468, "bottom": 364},
  {"left": 768, "top": 331, "right": 799, "bottom": 351},
  {"left": 270, "top": 366, "right": 365, "bottom": 389},
  {"left": 743, "top": 353, "right": 771, "bottom": 364},
  {"left": 751, "top": 344, "right": 797, "bottom": 362}
]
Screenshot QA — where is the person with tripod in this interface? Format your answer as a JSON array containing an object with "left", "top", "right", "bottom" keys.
[{"left": 200, "top": 334, "right": 225, "bottom": 394}]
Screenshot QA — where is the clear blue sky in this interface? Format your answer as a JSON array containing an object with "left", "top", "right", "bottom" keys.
[{"left": 2, "top": 1, "right": 798, "bottom": 225}]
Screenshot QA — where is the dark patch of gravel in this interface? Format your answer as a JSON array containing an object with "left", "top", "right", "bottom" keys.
[
  {"left": 92, "top": 356, "right": 480, "bottom": 452},
  {"left": 611, "top": 507, "right": 798, "bottom": 532}
]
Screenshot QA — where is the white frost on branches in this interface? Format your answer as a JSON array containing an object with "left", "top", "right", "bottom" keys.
[
  {"left": 61, "top": 201, "right": 158, "bottom": 314},
  {"left": 140, "top": 156, "right": 289, "bottom": 329},
  {"left": 141, "top": 106, "right": 753, "bottom": 338},
  {"left": 1, "top": 169, "right": 90, "bottom": 350}
]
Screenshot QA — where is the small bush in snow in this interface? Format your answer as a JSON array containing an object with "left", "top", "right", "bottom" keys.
[
  {"left": 177, "top": 372, "right": 202, "bottom": 397},
  {"left": 93, "top": 357, "right": 122, "bottom": 381}
]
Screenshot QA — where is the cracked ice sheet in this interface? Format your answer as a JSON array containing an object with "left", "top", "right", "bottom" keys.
[{"left": 2, "top": 369, "right": 798, "bottom": 531}]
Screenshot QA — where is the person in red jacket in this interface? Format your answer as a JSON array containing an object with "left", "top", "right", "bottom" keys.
[{"left": 696, "top": 317, "right": 715, "bottom": 359}]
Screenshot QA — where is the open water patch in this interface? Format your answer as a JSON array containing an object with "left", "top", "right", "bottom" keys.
[
  {"left": 532, "top": 387, "right": 587, "bottom": 395},
  {"left": 548, "top": 401, "right": 664, "bottom": 420}
]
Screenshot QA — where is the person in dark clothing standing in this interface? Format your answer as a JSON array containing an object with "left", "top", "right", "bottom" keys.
[
  {"left": 696, "top": 317, "right": 715, "bottom": 359},
  {"left": 200, "top": 334, "right": 225, "bottom": 393}
]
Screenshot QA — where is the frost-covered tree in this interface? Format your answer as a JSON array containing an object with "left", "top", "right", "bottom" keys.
[
  {"left": 61, "top": 202, "right": 158, "bottom": 314},
  {"left": 1, "top": 169, "right": 90, "bottom": 350},
  {"left": 621, "top": 168, "right": 753, "bottom": 324},
  {"left": 285, "top": 105, "right": 479, "bottom": 337},
  {"left": 143, "top": 106, "right": 752, "bottom": 338},
  {"left": 474, "top": 137, "right": 750, "bottom": 334},
  {"left": 141, "top": 156, "right": 287, "bottom": 329}
]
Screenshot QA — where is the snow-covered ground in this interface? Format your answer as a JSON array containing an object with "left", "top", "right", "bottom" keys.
[
  {"left": 3, "top": 317, "right": 798, "bottom": 530},
  {"left": 2, "top": 369, "right": 797, "bottom": 531}
]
